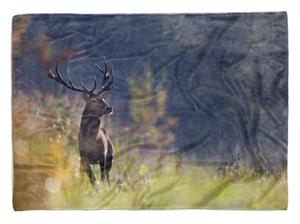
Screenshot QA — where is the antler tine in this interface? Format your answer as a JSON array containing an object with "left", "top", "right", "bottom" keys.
[
  {"left": 48, "top": 64, "right": 93, "bottom": 95},
  {"left": 95, "top": 57, "right": 108, "bottom": 75},
  {"left": 105, "top": 65, "right": 113, "bottom": 89},
  {"left": 67, "top": 68, "right": 82, "bottom": 90},
  {"left": 80, "top": 81, "right": 90, "bottom": 92},
  {"left": 96, "top": 64, "right": 105, "bottom": 74},
  {"left": 48, "top": 69, "right": 56, "bottom": 79},
  {"left": 67, "top": 67, "right": 97, "bottom": 95},
  {"left": 90, "top": 73, "right": 97, "bottom": 93},
  {"left": 79, "top": 73, "right": 97, "bottom": 94},
  {"left": 55, "top": 66, "right": 74, "bottom": 88},
  {"left": 103, "top": 56, "right": 108, "bottom": 72},
  {"left": 48, "top": 59, "right": 111, "bottom": 96},
  {"left": 97, "top": 63, "right": 113, "bottom": 96}
]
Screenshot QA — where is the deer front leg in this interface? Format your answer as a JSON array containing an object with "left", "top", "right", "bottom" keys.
[
  {"left": 80, "top": 157, "right": 99, "bottom": 189},
  {"left": 105, "top": 155, "right": 113, "bottom": 187},
  {"left": 105, "top": 143, "right": 114, "bottom": 187},
  {"left": 99, "top": 153, "right": 105, "bottom": 182}
]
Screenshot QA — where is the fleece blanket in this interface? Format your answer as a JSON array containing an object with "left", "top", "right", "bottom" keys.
[{"left": 12, "top": 12, "right": 288, "bottom": 210}]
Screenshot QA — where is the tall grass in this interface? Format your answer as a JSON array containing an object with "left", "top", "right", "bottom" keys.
[
  {"left": 12, "top": 92, "right": 287, "bottom": 210},
  {"left": 13, "top": 137, "right": 287, "bottom": 210},
  {"left": 48, "top": 162, "right": 287, "bottom": 210}
]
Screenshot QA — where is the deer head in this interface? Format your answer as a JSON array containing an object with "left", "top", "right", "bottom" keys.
[{"left": 48, "top": 57, "right": 113, "bottom": 118}]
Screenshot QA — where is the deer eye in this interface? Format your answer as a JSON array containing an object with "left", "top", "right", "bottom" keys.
[{"left": 91, "top": 99, "right": 97, "bottom": 103}]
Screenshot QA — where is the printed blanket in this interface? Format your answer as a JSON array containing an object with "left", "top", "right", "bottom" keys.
[{"left": 12, "top": 12, "right": 288, "bottom": 210}]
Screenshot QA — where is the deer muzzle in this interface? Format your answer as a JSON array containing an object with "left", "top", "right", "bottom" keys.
[{"left": 107, "top": 106, "right": 113, "bottom": 115}]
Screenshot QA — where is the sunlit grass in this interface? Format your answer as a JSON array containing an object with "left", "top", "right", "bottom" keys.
[
  {"left": 12, "top": 93, "right": 288, "bottom": 210},
  {"left": 45, "top": 160, "right": 287, "bottom": 210},
  {"left": 13, "top": 136, "right": 287, "bottom": 210}
]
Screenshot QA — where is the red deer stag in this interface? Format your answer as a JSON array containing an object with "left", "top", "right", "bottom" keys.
[{"left": 48, "top": 57, "right": 114, "bottom": 188}]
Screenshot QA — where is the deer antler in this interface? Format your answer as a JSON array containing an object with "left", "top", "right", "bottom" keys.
[
  {"left": 48, "top": 57, "right": 113, "bottom": 96},
  {"left": 96, "top": 57, "right": 113, "bottom": 96},
  {"left": 48, "top": 65, "right": 97, "bottom": 95}
]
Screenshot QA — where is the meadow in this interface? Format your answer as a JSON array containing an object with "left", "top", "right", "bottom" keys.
[
  {"left": 12, "top": 76, "right": 287, "bottom": 210},
  {"left": 13, "top": 133, "right": 287, "bottom": 210},
  {"left": 12, "top": 92, "right": 287, "bottom": 210}
]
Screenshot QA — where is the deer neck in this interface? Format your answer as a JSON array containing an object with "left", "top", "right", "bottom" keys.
[{"left": 79, "top": 112, "right": 101, "bottom": 139}]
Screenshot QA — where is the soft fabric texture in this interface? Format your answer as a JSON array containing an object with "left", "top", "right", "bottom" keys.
[{"left": 12, "top": 12, "right": 288, "bottom": 210}]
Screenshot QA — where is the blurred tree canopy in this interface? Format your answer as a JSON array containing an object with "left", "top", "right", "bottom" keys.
[{"left": 128, "top": 65, "right": 177, "bottom": 165}]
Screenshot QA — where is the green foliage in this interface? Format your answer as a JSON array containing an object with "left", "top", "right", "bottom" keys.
[
  {"left": 128, "top": 65, "right": 177, "bottom": 167},
  {"left": 12, "top": 90, "right": 287, "bottom": 210},
  {"left": 46, "top": 160, "right": 287, "bottom": 210}
]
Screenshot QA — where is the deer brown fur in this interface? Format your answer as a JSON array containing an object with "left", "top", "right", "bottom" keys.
[{"left": 48, "top": 57, "right": 114, "bottom": 188}]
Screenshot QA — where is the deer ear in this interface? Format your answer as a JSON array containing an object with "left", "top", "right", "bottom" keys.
[{"left": 81, "top": 93, "right": 90, "bottom": 101}]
